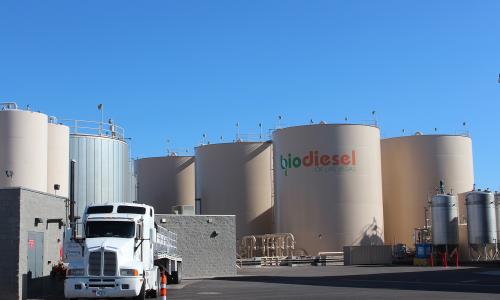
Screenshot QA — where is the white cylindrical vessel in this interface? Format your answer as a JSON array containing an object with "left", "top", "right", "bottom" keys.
[
  {"left": 47, "top": 122, "right": 70, "bottom": 197},
  {"left": 273, "top": 124, "right": 384, "bottom": 255},
  {"left": 381, "top": 134, "right": 474, "bottom": 246},
  {"left": 136, "top": 155, "right": 195, "bottom": 213},
  {"left": 0, "top": 107, "right": 48, "bottom": 192},
  {"left": 196, "top": 142, "right": 274, "bottom": 240}
]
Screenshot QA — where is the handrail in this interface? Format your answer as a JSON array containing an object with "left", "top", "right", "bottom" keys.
[
  {"left": 60, "top": 119, "right": 126, "bottom": 140},
  {"left": 0, "top": 102, "right": 18, "bottom": 110}
]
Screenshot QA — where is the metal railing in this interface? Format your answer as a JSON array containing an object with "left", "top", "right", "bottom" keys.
[
  {"left": 155, "top": 226, "right": 177, "bottom": 257},
  {"left": 61, "top": 119, "right": 126, "bottom": 140}
]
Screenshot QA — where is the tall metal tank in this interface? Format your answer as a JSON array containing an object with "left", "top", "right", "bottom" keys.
[
  {"left": 136, "top": 155, "right": 195, "bottom": 213},
  {"left": 195, "top": 142, "right": 273, "bottom": 239},
  {"left": 273, "top": 124, "right": 384, "bottom": 255},
  {"left": 381, "top": 134, "right": 474, "bottom": 246},
  {"left": 466, "top": 191, "right": 497, "bottom": 245},
  {"left": 0, "top": 103, "right": 48, "bottom": 192},
  {"left": 68, "top": 120, "right": 131, "bottom": 221},
  {"left": 431, "top": 194, "right": 459, "bottom": 246},
  {"left": 47, "top": 121, "right": 70, "bottom": 197},
  {"left": 495, "top": 192, "right": 500, "bottom": 242}
]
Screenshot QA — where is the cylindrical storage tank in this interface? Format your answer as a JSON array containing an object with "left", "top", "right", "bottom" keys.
[
  {"left": 47, "top": 122, "right": 70, "bottom": 197},
  {"left": 273, "top": 124, "right": 384, "bottom": 255},
  {"left": 495, "top": 193, "right": 500, "bottom": 242},
  {"left": 431, "top": 194, "right": 459, "bottom": 246},
  {"left": 136, "top": 155, "right": 195, "bottom": 213},
  {"left": 70, "top": 134, "right": 130, "bottom": 221},
  {"left": 0, "top": 107, "right": 48, "bottom": 192},
  {"left": 466, "top": 191, "right": 497, "bottom": 245},
  {"left": 381, "top": 135, "right": 474, "bottom": 246},
  {"left": 196, "top": 142, "right": 273, "bottom": 239}
]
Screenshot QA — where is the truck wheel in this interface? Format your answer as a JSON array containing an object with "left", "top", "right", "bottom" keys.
[
  {"left": 172, "top": 262, "right": 182, "bottom": 284},
  {"left": 133, "top": 282, "right": 146, "bottom": 300}
]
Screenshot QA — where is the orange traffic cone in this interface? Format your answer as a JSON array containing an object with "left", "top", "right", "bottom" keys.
[{"left": 160, "top": 272, "right": 167, "bottom": 300}]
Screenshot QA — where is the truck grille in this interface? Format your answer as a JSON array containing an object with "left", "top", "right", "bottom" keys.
[
  {"left": 88, "top": 252, "right": 102, "bottom": 276},
  {"left": 103, "top": 251, "right": 117, "bottom": 276},
  {"left": 88, "top": 251, "right": 117, "bottom": 276}
]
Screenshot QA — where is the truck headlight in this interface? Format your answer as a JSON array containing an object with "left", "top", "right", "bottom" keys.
[
  {"left": 67, "top": 268, "right": 84, "bottom": 276},
  {"left": 120, "top": 269, "right": 139, "bottom": 276}
]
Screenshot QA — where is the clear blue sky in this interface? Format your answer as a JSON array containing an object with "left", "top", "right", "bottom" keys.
[{"left": 1, "top": 1, "right": 499, "bottom": 188}]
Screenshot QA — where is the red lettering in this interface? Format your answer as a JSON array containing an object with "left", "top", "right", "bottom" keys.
[
  {"left": 352, "top": 150, "right": 356, "bottom": 165},
  {"left": 314, "top": 151, "right": 319, "bottom": 166},
  {"left": 332, "top": 155, "right": 339, "bottom": 165},
  {"left": 341, "top": 154, "right": 350, "bottom": 165},
  {"left": 320, "top": 155, "right": 330, "bottom": 166},
  {"left": 303, "top": 151, "right": 314, "bottom": 167}
]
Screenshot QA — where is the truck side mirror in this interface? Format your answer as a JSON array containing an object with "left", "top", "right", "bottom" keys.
[{"left": 136, "top": 224, "right": 142, "bottom": 240}]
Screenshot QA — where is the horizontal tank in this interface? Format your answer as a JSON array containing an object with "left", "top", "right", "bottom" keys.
[
  {"left": 136, "top": 155, "right": 195, "bottom": 214},
  {"left": 0, "top": 104, "right": 48, "bottom": 192},
  {"left": 70, "top": 130, "right": 131, "bottom": 222},
  {"left": 273, "top": 124, "right": 384, "bottom": 255},
  {"left": 47, "top": 121, "right": 70, "bottom": 197},
  {"left": 381, "top": 134, "right": 474, "bottom": 246},
  {"left": 431, "top": 194, "right": 459, "bottom": 246},
  {"left": 195, "top": 142, "right": 273, "bottom": 240},
  {"left": 466, "top": 191, "right": 497, "bottom": 245}
]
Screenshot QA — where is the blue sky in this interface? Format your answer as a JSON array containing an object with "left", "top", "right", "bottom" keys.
[{"left": 0, "top": 1, "right": 499, "bottom": 188}]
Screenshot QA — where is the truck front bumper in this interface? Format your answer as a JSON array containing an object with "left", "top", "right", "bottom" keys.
[{"left": 64, "top": 276, "right": 143, "bottom": 298}]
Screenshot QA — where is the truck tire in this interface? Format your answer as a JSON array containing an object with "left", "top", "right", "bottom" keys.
[
  {"left": 133, "top": 282, "right": 146, "bottom": 300},
  {"left": 172, "top": 262, "right": 182, "bottom": 284}
]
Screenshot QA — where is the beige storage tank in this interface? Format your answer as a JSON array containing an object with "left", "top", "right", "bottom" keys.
[
  {"left": 136, "top": 155, "right": 195, "bottom": 213},
  {"left": 195, "top": 142, "right": 273, "bottom": 239},
  {"left": 273, "top": 124, "right": 384, "bottom": 255},
  {"left": 47, "top": 121, "right": 70, "bottom": 197},
  {"left": 381, "top": 134, "right": 474, "bottom": 247},
  {"left": 0, "top": 103, "right": 48, "bottom": 192}
]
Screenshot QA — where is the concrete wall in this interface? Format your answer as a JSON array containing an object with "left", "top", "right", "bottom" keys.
[
  {"left": 0, "top": 188, "right": 66, "bottom": 299},
  {"left": 0, "top": 189, "right": 21, "bottom": 299},
  {"left": 344, "top": 246, "right": 393, "bottom": 265},
  {"left": 155, "top": 214, "right": 236, "bottom": 279}
]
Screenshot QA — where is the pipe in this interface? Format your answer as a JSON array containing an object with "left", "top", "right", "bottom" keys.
[{"left": 69, "top": 160, "right": 76, "bottom": 239}]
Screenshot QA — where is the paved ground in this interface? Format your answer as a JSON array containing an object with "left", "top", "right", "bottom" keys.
[{"left": 163, "top": 265, "right": 500, "bottom": 299}]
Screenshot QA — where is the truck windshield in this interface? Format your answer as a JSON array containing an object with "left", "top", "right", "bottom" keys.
[{"left": 86, "top": 221, "right": 135, "bottom": 238}]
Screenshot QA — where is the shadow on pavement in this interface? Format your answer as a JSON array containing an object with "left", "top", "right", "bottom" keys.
[{"left": 213, "top": 267, "right": 500, "bottom": 294}]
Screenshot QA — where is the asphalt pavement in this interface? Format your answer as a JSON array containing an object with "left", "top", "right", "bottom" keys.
[{"left": 162, "top": 265, "right": 500, "bottom": 299}]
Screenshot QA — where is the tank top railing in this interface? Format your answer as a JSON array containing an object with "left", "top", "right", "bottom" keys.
[{"left": 60, "top": 119, "right": 125, "bottom": 140}]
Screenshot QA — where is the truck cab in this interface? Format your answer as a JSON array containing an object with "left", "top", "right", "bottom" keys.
[{"left": 64, "top": 203, "right": 181, "bottom": 299}]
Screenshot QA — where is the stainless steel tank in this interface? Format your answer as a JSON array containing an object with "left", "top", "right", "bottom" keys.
[
  {"left": 431, "top": 194, "right": 459, "bottom": 245},
  {"left": 69, "top": 123, "right": 131, "bottom": 221},
  {"left": 494, "top": 192, "right": 500, "bottom": 243},
  {"left": 0, "top": 103, "right": 48, "bottom": 192},
  {"left": 47, "top": 121, "right": 70, "bottom": 197},
  {"left": 381, "top": 134, "right": 474, "bottom": 246},
  {"left": 273, "top": 124, "right": 384, "bottom": 255},
  {"left": 136, "top": 155, "right": 195, "bottom": 213},
  {"left": 466, "top": 191, "right": 497, "bottom": 245}
]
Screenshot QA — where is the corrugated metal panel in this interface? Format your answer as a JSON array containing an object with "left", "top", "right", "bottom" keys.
[{"left": 70, "top": 135, "right": 131, "bottom": 220}]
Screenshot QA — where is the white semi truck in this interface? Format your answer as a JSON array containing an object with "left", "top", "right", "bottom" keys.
[{"left": 64, "top": 203, "right": 182, "bottom": 299}]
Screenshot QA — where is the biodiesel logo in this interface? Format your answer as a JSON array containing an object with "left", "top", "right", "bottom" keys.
[{"left": 280, "top": 150, "right": 357, "bottom": 176}]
